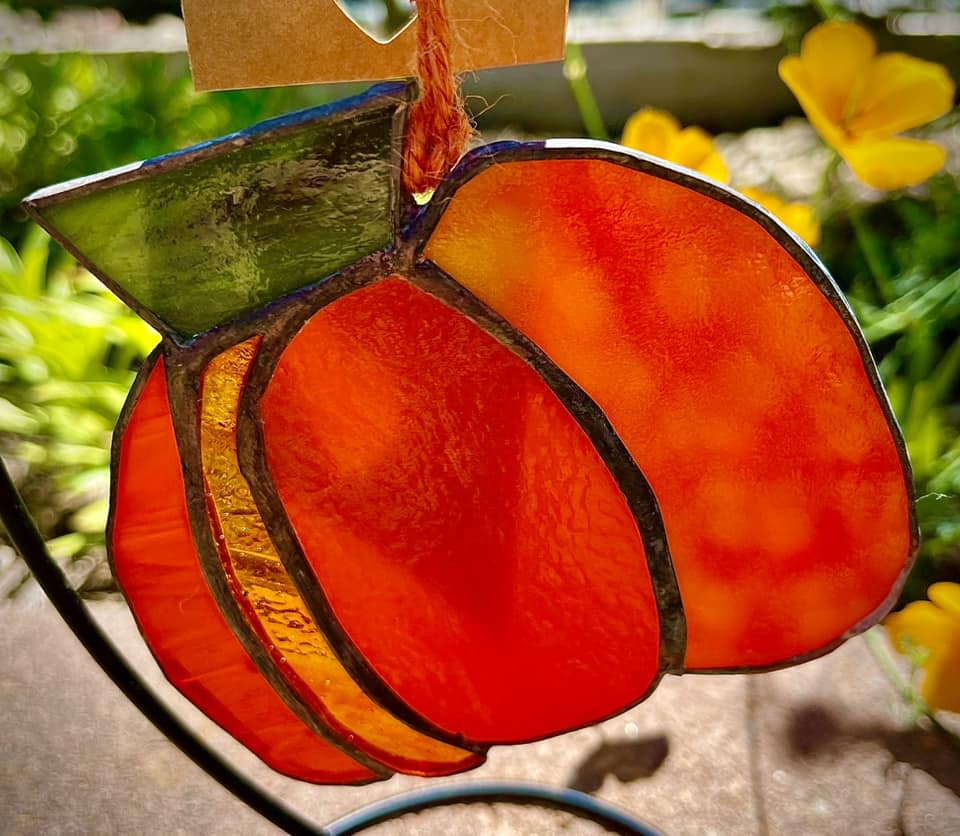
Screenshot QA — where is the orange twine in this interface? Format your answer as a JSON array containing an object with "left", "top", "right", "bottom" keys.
[{"left": 402, "top": 0, "right": 473, "bottom": 196}]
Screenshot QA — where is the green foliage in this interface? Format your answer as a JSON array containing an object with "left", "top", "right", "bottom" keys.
[
  {"left": 830, "top": 172, "right": 960, "bottom": 602},
  {"left": 0, "top": 226, "right": 157, "bottom": 578}
]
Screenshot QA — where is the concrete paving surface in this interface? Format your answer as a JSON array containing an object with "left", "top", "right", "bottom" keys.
[{"left": 1, "top": 592, "right": 959, "bottom": 836}]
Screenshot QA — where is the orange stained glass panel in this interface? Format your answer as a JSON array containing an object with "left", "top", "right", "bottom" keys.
[
  {"left": 259, "top": 276, "right": 661, "bottom": 744},
  {"left": 199, "top": 338, "right": 481, "bottom": 775},
  {"left": 423, "top": 157, "right": 913, "bottom": 670},
  {"left": 112, "top": 356, "right": 375, "bottom": 784}
]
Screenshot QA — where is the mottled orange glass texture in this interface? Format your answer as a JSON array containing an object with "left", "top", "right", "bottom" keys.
[
  {"left": 112, "top": 357, "right": 374, "bottom": 783},
  {"left": 424, "top": 158, "right": 912, "bottom": 670},
  {"left": 199, "top": 338, "right": 480, "bottom": 775},
  {"left": 260, "top": 276, "right": 661, "bottom": 744}
]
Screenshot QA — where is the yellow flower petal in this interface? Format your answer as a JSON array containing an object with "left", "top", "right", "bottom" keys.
[
  {"left": 698, "top": 151, "right": 730, "bottom": 184},
  {"left": 739, "top": 187, "right": 821, "bottom": 247},
  {"left": 779, "top": 55, "right": 848, "bottom": 151},
  {"left": 621, "top": 109, "right": 680, "bottom": 159},
  {"left": 848, "top": 52, "right": 956, "bottom": 139},
  {"left": 887, "top": 584, "right": 960, "bottom": 714},
  {"left": 885, "top": 600, "right": 956, "bottom": 652},
  {"left": 840, "top": 137, "right": 946, "bottom": 190},
  {"left": 620, "top": 110, "right": 729, "bottom": 183},
  {"left": 777, "top": 203, "right": 821, "bottom": 248},
  {"left": 929, "top": 582, "right": 960, "bottom": 620},
  {"left": 672, "top": 127, "right": 730, "bottom": 183},
  {"left": 740, "top": 187, "right": 783, "bottom": 210},
  {"left": 920, "top": 644, "right": 960, "bottom": 713},
  {"left": 799, "top": 22, "right": 876, "bottom": 126}
]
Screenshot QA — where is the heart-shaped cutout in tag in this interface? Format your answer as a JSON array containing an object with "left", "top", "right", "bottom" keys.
[{"left": 334, "top": 0, "right": 416, "bottom": 44}]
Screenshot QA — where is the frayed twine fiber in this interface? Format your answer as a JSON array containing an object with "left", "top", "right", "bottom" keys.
[{"left": 402, "top": 0, "right": 473, "bottom": 196}]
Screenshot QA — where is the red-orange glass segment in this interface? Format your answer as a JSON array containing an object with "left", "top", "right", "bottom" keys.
[
  {"left": 111, "top": 357, "right": 376, "bottom": 784},
  {"left": 259, "top": 276, "right": 662, "bottom": 744},
  {"left": 424, "top": 156, "right": 913, "bottom": 671}
]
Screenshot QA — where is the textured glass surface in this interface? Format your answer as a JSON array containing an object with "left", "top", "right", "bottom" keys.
[
  {"left": 260, "top": 276, "right": 661, "bottom": 744},
  {"left": 112, "top": 358, "right": 373, "bottom": 784},
  {"left": 424, "top": 157, "right": 912, "bottom": 670},
  {"left": 198, "top": 338, "right": 479, "bottom": 775},
  {"left": 34, "top": 97, "right": 397, "bottom": 337}
]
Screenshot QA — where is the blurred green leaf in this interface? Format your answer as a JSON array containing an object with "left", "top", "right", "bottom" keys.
[
  {"left": 46, "top": 532, "right": 87, "bottom": 561},
  {"left": 0, "top": 227, "right": 158, "bottom": 584},
  {"left": 839, "top": 176, "right": 960, "bottom": 602}
]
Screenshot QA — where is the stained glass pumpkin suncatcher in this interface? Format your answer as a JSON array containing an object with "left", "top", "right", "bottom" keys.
[{"left": 24, "top": 83, "right": 918, "bottom": 784}]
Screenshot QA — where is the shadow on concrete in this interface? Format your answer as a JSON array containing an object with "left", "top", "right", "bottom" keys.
[
  {"left": 567, "top": 734, "right": 670, "bottom": 794},
  {"left": 787, "top": 703, "right": 960, "bottom": 797}
]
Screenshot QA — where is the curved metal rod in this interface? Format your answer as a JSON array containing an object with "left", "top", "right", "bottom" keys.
[
  {"left": 325, "top": 782, "right": 664, "bottom": 835},
  {"left": 0, "top": 456, "right": 324, "bottom": 836}
]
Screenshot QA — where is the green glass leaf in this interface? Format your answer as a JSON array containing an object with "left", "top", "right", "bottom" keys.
[{"left": 24, "top": 84, "right": 408, "bottom": 340}]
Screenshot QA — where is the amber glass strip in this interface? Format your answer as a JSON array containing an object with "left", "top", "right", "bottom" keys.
[
  {"left": 112, "top": 357, "right": 374, "bottom": 784},
  {"left": 199, "top": 338, "right": 480, "bottom": 775},
  {"left": 423, "top": 156, "right": 913, "bottom": 671}
]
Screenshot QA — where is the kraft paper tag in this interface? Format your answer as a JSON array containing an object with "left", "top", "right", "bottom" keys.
[{"left": 181, "top": 0, "right": 569, "bottom": 91}]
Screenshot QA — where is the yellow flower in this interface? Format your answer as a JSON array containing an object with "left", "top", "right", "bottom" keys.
[
  {"left": 886, "top": 582, "right": 960, "bottom": 713},
  {"left": 779, "top": 21, "right": 955, "bottom": 191},
  {"left": 739, "top": 187, "right": 821, "bottom": 247},
  {"left": 620, "top": 111, "right": 821, "bottom": 246},
  {"left": 621, "top": 109, "right": 730, "bottom": 184}
]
